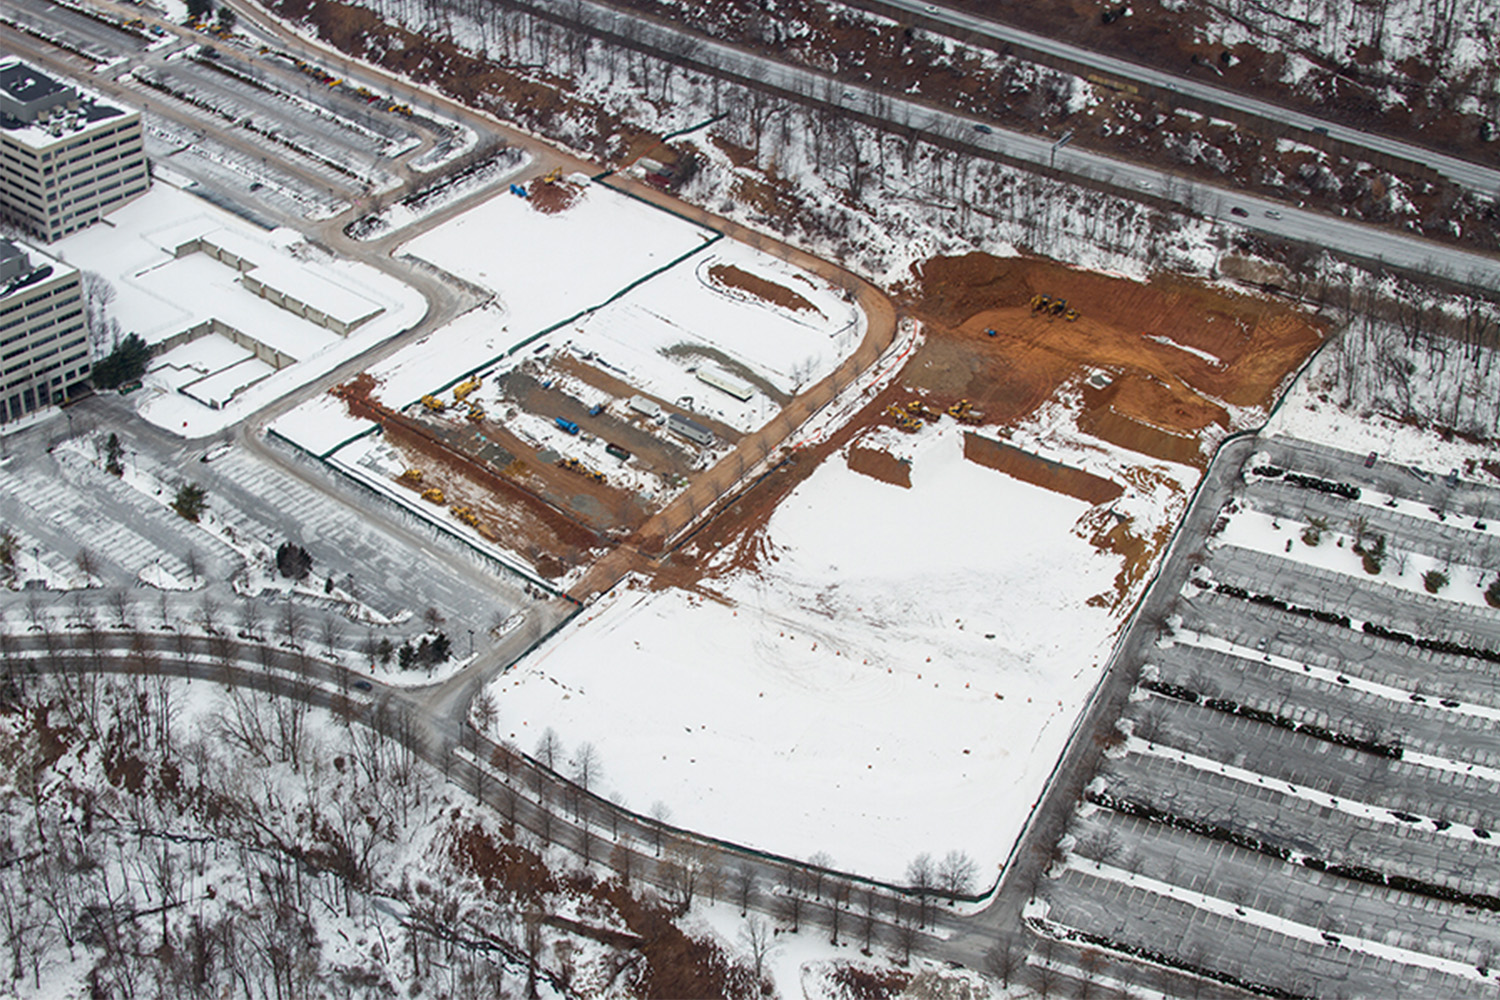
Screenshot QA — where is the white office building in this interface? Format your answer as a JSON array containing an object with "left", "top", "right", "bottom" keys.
[
  {"left": 0, "top": 56, "right": 149, "bottom": 242},
  {"left": 0, "top": 238, "right": 88, "bottom": 422}
]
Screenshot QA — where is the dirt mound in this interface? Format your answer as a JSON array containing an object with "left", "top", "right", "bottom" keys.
[
  {"left": 909, "top": 252, "right": 1035, "bottom": 327},
  {"left": 708, "top": 263, "right": 820, "bottom": 315},
  {"left": 846, "top": 445, "right": 911, "bottom": 488},
  {"left": 1077, "top": 406, "right": 1204, "bottom": 467},
  {"left": 331, "top": 372, "right": 384, "bottom": 422},
  {"left": 529, "top": 179, "right": 583, "bottom": 214},
  {"left": 962, "top": 433, "right": 1123, "bottom": 505}
]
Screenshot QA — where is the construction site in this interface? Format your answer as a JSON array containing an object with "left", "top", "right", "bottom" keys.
[{"left": 316, "top": 204, "right": 1323, "bottom": 605}]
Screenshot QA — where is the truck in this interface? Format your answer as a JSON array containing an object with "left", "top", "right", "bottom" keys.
[
  {"left": 605, "top": 442, "right": 631, "bottom": 461},
  {"left": 554, "top": 417, "right": 580, "bottom": 435}
]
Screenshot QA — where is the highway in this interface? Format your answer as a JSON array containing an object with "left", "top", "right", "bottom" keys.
[
  {"left": 481, "top": 0, "right": 1500, "bottom": 288},
  {"left": 866, "top": 0, "right": 1500, "bottom": 197}
]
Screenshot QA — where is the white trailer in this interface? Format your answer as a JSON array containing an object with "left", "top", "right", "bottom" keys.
[
  {"left": 696, "top": 365, "right": 754, "bottom": 401},
  {"left": 629, "top": 395, "right": 663, "bottom": 419}
]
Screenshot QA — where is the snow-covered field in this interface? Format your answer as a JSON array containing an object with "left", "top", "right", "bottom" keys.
[
  {"left": 488, "top": 420, "right": 1156, "bottom": 882},
  {"left": 52, "top": 180, "right": 424, "bottom": 437},
  {"left": 555, "top": 239, "right": 864, "bottom": 432},
  {"left": 400, "top": 176, "right": 715, "bottom": 336}
]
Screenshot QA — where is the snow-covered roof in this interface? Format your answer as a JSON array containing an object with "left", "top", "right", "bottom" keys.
[{"left": 0, "top": 57, "right": 131, "bottom": 150}]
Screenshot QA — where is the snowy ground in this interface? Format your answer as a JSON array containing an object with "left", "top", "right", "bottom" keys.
[
  {"left": 52, "top": 179, "right": 424, "bottom": 438},
  {"left": 487, "top": 419, "right": 1179, "bottom": 883},
  {"left": 399, "top": 176, "right": 715, "bottom": 337}
]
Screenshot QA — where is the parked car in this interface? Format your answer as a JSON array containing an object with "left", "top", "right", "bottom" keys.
[{"left": 1364, "top": 451, "right": 1378, "bottom": 468}]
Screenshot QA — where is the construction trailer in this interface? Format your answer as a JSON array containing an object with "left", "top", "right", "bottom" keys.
[
  {"left": 696, "top": 366, "right": 754, "bottom": 401},
  {"left": 667, "top": 413, "right": 714, "bottom": 446},
  {"left": 628, "top": 395, "right": 663, "bottom": 419}
]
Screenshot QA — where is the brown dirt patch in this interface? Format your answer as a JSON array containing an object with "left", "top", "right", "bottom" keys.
[
  {"left": 963, "top": 433, "right": 1123, "bottom": 505},
  {"left": 846, "top": 445, "right": 911, "bottom": 488},
  {"left": 902, "top": 252, "right": 1322, "bottom": 461},
  {"left": 328, "top": 375, "right": 606, "bottom": 578},
  {"left": 707, "top": 263, "right": 821, "bottom": 315},
  {"left": 528, "top": 178, "right": 583, "bottom": 214}
]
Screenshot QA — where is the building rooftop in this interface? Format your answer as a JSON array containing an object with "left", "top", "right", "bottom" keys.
[
  {"left": 0, "top": 56, "right": 131, "bottom": 147},
  {"left": 0, "top": 238, "right": 73, "bottom": 300}
]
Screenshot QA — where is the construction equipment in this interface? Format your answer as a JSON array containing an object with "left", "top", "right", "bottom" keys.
[
  {"left": 398, "top": 468, "right": 424, "bottom": 486},
  {"left": 452, "top": 375, "right": 482, "bottom": 402},
  {"left": 1064, "top": 308, "right": 1080, "bottom": 322},
  {"left": 554, "top": 417, "right": 580, "bottom": 435},
  {"left": 450, "top": 505, "right": 480, "bottom": 527},
  {"left": 1048, "top": 298, "right": 1067, "bottom": 316},
  {"left": 541, "top": 167, "right": 563, "bottom": 184},
  {"left": 885, "top": 404, "right": 920, "bottom": 432},
  {"left": 421, "top": 487, "right": 445, "bottom": 505},
  {"left": 947, "top": 399, "right": 983, "bottom": 425},
  {"left": 421, "top": 394, "right": 445, "bottom": 412},
  {"left": 906, "top": 399, "right": 942, "bottom": 422},
  {"left": 1030, "top": 293, "right": 1051, "bottom": 312},
  {"left": 466, "top": 402, "right": 485, "bottom": 422}
]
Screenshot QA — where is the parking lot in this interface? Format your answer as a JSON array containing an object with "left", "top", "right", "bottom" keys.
[
  {"left": 1033, "top": 436, "right": 1500, "bottom": 997},
  {"left": 0, "top": 406, "right": 550, "bottom": 664}
]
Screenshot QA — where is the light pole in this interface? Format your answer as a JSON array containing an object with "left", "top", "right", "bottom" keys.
[
  {"left": 1050, "top": 129, "right": 1074, "bottom": 171},
  {"left": 468, "top": 628, "right": 474, "bottom": 657}
]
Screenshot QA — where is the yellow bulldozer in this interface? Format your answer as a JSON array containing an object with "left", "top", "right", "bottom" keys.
[
  {"left": 452, "top": 375, "right": 482, "bottom": 402},
  {"left": 421, "top": 487, "right": 445, "bottom": 505},
  {"left": 398, "top": 468, "right": 424, "bottom": 486},
  {"left": 421, "top": 394, "right": 445, "bottom": 412}
]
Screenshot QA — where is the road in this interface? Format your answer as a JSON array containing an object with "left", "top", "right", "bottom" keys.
[
  {"left": 863, "top": 0, "right": 1500, "bottom": 197},
  {"left": 449, "top": 0, "right": 1500, "bottom": 286}
]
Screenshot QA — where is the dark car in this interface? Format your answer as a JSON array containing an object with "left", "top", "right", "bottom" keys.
[
  {"left": 1230, "top": 206, "right": 1248, "bottom": 218},
  {"left": 352, "top": 680, "right": 373, "bottom": 692},
  {"left": 972, "top": 123, "right": 993, "bottom": 134},
  {"left": 1364, "top": 451, "right": 1378, "bottom": 468}
]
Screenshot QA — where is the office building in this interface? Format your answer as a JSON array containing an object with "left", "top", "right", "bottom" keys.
[{"left": 0, "top": 56, "right": 149, "bottom": 241}]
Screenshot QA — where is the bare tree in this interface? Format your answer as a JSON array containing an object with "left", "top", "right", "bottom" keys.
[
  {"left": 535, "top": 726, "right": 563, "bottom": 770},
  {"left": 739, "top": 916, "right": 777, "bottom": 985},
  {"left": 74, "top": 547, "right": 98, "bottom": 584},
  {"left": 1075, "top": 828, "right": 1123, "bottom": 868},
  {"left": 905, "top": 852, "right": 936, "bottom": 926},
  {"left": 984, "top": 941, "right": 1018, "bottom": 988},
  {"left": 938, "top": 849, "right": 978, "bottom": 898},
  {"left": 196, "top": 595, "right": 219, "bottom": 635},
  {"left": 108, "top": 589, "right": 132, "bottom": 629},
  {"left": 735, "top": 863, "right": 757, "bottom": 915},
  {"left": 571, "top": 741, "right": 601, "bottom": 793},
  {"left": 471, "top": 690, "right": 498, "bottom": 736}
]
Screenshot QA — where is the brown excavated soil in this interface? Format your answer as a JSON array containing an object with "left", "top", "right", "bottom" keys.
[
  {"left": 846, "top": 445, "right": 911, "bottom": 488},
  {"left": 658, "top": 252, "right": 1319, "bottom": 602},
  {"left": 904, "top": 252, "right": 1322, "bottom": 452},
  {"left": 962, "top": 434, "right": 1123, "bottom": 505},
  {"left": 707, "top": 263, "right": 821, "bottom": 315},
  {"left": 528, "top": 178, "right": 583, "bottom": 214}
]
